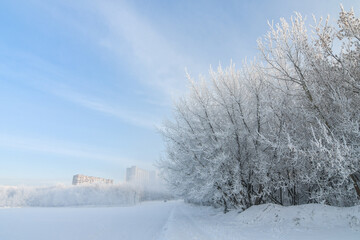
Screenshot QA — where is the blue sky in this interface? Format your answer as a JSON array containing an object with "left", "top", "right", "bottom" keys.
[{"left": 0, "top": 0, "right": 358, "bottom": 185}]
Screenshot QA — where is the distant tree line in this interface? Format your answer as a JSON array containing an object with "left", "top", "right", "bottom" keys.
[{"left": 159, "top": 7, "right": 360, "bottom": 212}]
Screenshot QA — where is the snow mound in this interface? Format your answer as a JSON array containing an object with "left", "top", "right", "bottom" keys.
[
  {"left": 157, "top": 202, "right": 360, "bottom": 240},
  {"left": 237, "top": 203, "right": 360, "bottom": 231}
]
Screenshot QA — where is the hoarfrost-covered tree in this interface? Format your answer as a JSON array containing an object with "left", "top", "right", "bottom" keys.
[
  {"left": 257, "top": 7, "right": 360, "bottom": 205},
  {"left": 159, "top": 7, "right": 360, "bottom": 211}
]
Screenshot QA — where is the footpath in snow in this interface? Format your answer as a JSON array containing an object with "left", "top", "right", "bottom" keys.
[{"left": 0, "top": 200, "right": 359, "bottom": 240}]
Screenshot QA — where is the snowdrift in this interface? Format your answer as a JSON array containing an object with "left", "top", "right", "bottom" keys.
[
  {"left": 0, "top": 184, "right": 171, "bottom": 207},
  {"left": 161, "top": 202, "right": 360, "bottom": 239},
  {"left": 226, "top": 203, "right": 360, "bottom": 237}
]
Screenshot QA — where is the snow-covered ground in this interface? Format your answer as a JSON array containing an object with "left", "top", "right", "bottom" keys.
[{"left": 0, "top": 200, "right": 359, "bottom": 240}]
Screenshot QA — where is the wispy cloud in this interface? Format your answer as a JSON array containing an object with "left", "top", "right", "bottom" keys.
[
  {"left": 1, "top": 0, "right": 201, "bottom": 120},
  {"left": 0, "top": 133, "right": 134, "bottom": 165},
  {"left": 49, "top": 85, "right": 160, "bottom": 129},
  {"left": 91, "top": 1, "right": 196, "bottom": 99},
  {"left": 30, "top": 1, "right": 209, "bottom": 101},
  {"left": 0, "top": 47, "right": 160, "bottom": 129}
]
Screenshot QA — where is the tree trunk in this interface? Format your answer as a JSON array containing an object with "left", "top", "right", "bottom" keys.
[{"left": 350, "top": 173, "right": 360, "bottom": 198}]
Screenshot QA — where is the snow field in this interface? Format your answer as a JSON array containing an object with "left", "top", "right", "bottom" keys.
[
  {"left": 0, "top": 201, "right": 359, "bottom": 240},
  {"left": 0, "top": 201, "right": 176, "bottom": 240}
]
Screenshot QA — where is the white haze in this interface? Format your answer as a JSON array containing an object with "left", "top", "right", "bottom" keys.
[{"left": 0, "top": 184, "right": 171, "bottom": 207}]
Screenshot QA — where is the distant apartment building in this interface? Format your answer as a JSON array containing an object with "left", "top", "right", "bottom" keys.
[
  {"left": 72, "top": 174, "right": 113, "bottom": 185},
  {"left": 126, "top": 166, "right": 159, "bottom": 186}
]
